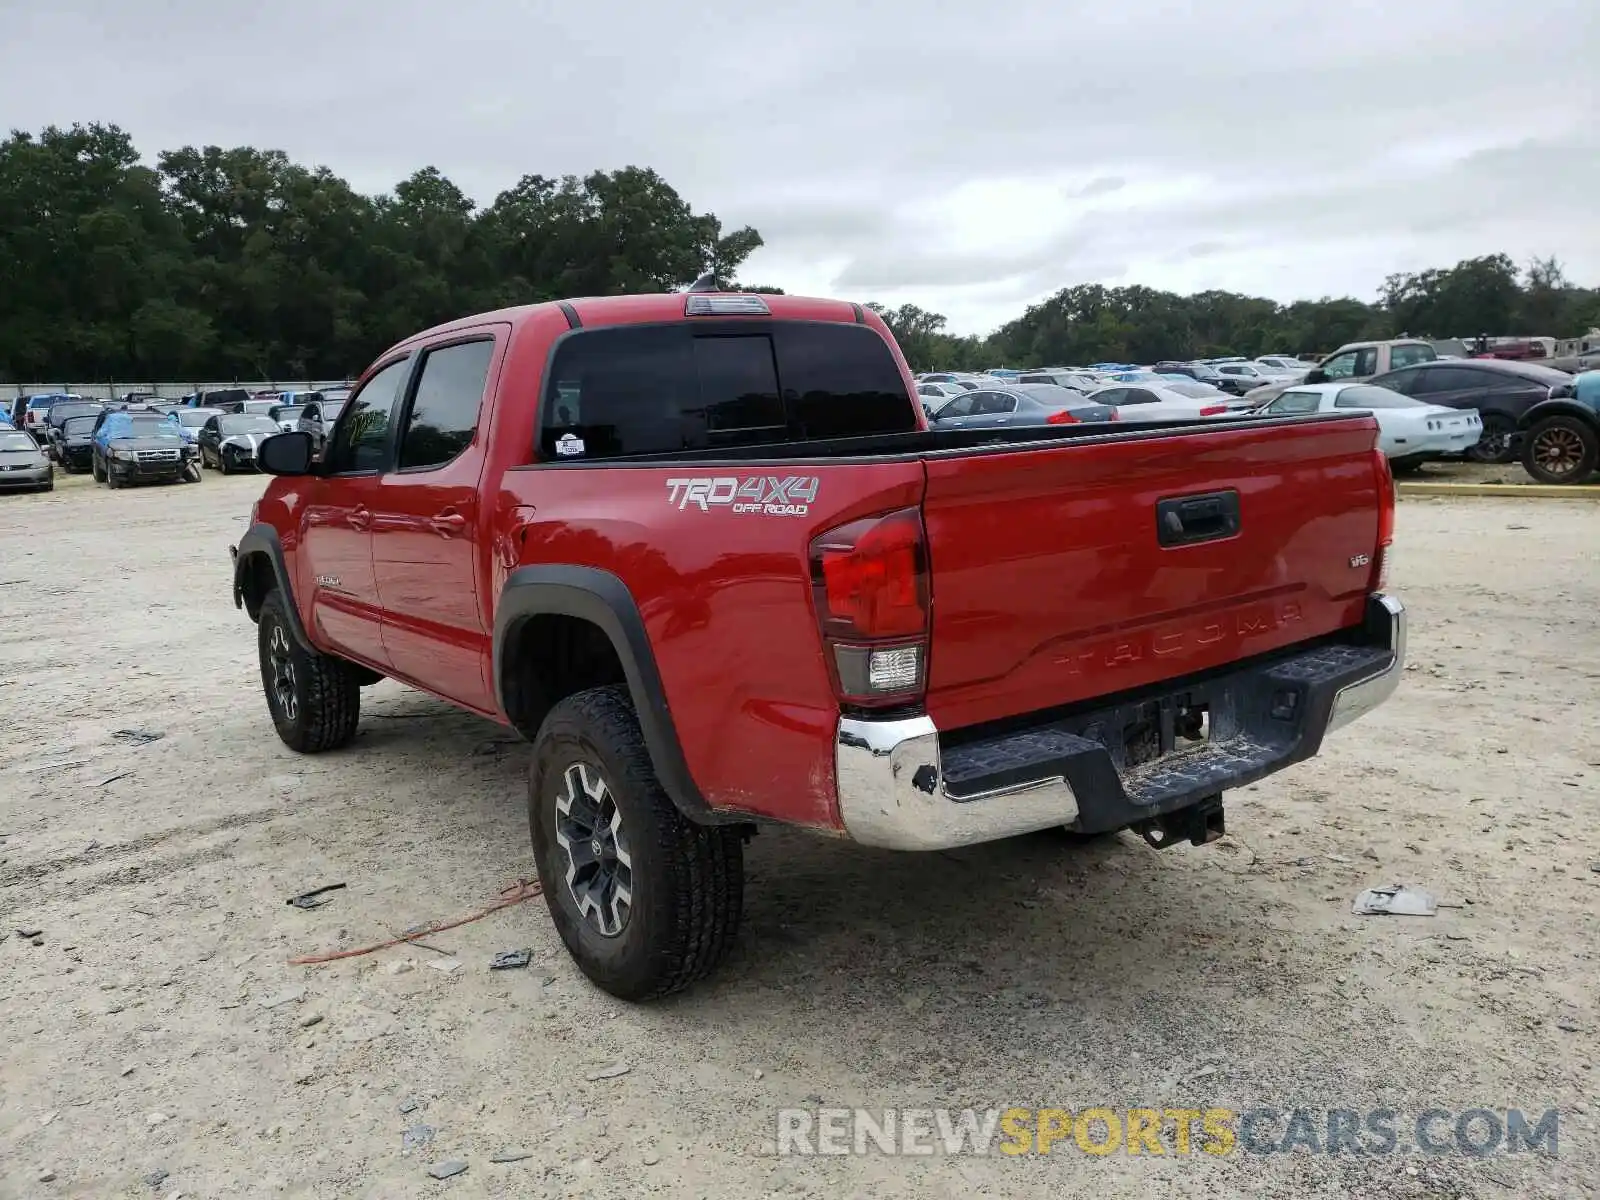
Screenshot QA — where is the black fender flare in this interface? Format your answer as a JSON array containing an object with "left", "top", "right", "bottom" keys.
[
  {"left": 493, "top": 565, "right": 723, "bottom": 823},
  {"left": 1518, "top": 398, "right": 1600, "bottom": 432},
  {"left": 232, "top": 523, "right": 315, "bottom": 654}
]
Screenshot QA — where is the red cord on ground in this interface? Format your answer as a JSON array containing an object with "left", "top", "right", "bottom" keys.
[{"left": 288, "top": 878, "right": 544, "bottom": 966}]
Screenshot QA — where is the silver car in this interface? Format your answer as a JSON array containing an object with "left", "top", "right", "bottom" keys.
[{"left": 0, "top": 429, "right": 54, "bottom": 492}]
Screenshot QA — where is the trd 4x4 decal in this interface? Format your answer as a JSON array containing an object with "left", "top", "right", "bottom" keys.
[{"left": 665, "top": 476, "right": 820, "bottom": 516}]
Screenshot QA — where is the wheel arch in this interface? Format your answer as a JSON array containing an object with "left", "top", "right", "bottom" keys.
[
  {"left": 1517, "top": 399, "right": 1600, "bottom": 431},
  {"left": 233, "top": 523, "right": 315, "bottom": 652},
  {"left": 494, "top": 566, "right": 724, "bottom": 824}
]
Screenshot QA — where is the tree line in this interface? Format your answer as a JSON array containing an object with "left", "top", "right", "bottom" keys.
[
  {"left": 3, "top": 123, "right": 1596, "bottom": 381},
  {"left": 870, "top": 255, "right": 1600, "bottom": 372},
  {"left": 0, "top": 123, "right": 765, "bottom": 381}
]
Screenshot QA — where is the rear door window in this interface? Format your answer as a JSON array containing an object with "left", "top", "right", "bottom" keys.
[
  {"left": 1389, "top": 343, "right": 1436, "bottom": 369},
  {"left": 539, "top": 322, "right": 916, "bottom": 459},
  {"left": 397, "top": 339, "right": 495, "bottom": 470}
]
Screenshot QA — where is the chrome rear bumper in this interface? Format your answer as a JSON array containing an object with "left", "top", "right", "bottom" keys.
[{"left": 835, "top": 592, "right": 1406, "bottom": 851}]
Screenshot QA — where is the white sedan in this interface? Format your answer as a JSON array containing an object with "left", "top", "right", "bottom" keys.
[
  {"left": 1087, "top": 380, "right": 1259, "bottom": 422},
  {"left": 1254, "top": 383, "right": 1481, "bottom": 468}
]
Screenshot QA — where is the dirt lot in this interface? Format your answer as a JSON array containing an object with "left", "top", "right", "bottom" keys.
[{"left": 2, "top": 469, "right": 1597, "bottom": 1199}]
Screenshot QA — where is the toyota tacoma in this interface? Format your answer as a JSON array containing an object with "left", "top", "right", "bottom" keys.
[{"left": 232, "top": 290, "right": 1405, "bottom": 1000}]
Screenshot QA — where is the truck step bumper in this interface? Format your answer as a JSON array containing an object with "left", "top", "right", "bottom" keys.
[{"left": 835, "top": 593, "right": 1405, "bottom": 851}]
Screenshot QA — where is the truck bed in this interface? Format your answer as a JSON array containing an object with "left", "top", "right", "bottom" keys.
[{"left": 503, "top": 409, "right": 1383, "bottom": 828}]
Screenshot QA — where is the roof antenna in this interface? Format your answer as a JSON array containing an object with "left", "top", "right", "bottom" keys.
[{"left": 687, "top": 271, "right": 720, "bottom": 293}]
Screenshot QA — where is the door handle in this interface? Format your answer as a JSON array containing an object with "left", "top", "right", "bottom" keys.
[
  {"left": 347, "top": 506, "right": 371, "bottom": 531},
  {"left": 430, "top": 509, "right": 468, "bottom": 537}
]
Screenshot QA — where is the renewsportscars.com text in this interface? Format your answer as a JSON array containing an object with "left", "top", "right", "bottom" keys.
[{"left": 776, "top": 1106, "right": 1559, "bottom": 1158}]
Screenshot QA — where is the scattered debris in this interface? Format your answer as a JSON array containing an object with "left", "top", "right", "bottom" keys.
[
  {"left": 427, "top": 1160, "right": 468, "bottom": 1180},
  {"left": 299, "top": 1013, "right": 324, "bottom": 1028},
  {"left": 84, "top": 841, "right": 101, "bottom": 851},
  {"left": 585, "top": 1062, "right": 631, "bottom": 1081},
  {"left": 402, "top": 1124, "right": 436, "bottom": 1153},
  {"left": 146, "top": 1112, "right": 169, "bottom": 1126},
  {"left": 490, "top": 1150, "right": 536, "bottom": 1163},
  {"left": 144, "top": 1168, "right": 170, "bottom": 1189},
  {"left": 111, "top": 729, "right": 165, "bottom": 746},
  {"left": 641, "top": 1148, "right": 661, "bottom": 1166},
  {"left": 24, "top": 759, "right": 90, "bottom": 773},
  {"left": 37, "top": 1168, "right": 56, "bottom": 1183},
  {"left": 1324, "top": 853, "right": 1353, "bottom": 864},
  {"left": 489, "top": 948, "right": 532, "bottom": 971},
  {"left": 426, "top": 958, "right": 463, "bottom": 974},
  {"left": 258, "top": 987, "right": 307, "bottom": 1009},
  {"left": 384, "top": 960, "right": 416, "bottom": 975},
  {"left": 17, "top": 926, "right": 42, "bottom": 939},
  {"left": 1556, "top": 1022, "right": 1582, "bottom": 1033},
  {"left": 95, "top": 773, "right": 128, "bottom": 788},
  {"left": 288, "top": 878, "right": 543, "bottom": 966},
  {"left": 287, "top": 883, "right": 347, "bottom": 910},
  {"left": 1506, "top": 524, "right": 1530, "bottom": 530},
  {"left": 1352, "top": 884, "right": 1438, "bottom": 917},
  {"left": 40, "top": 1109, "right": 60, "bottom": 1126},
  {"left": 398, "top": 1097, "right": 423, "bottom": 1115},
  {"left": 31, "top": 937, "right": 44, "bottom": 947}
]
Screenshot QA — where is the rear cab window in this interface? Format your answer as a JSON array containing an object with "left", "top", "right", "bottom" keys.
[{"left": 539, "top": 322, "right": 917, "bottom": 460}]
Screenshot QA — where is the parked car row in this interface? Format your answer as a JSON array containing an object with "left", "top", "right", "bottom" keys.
[{"left": 916, "top": 343, "right": 1600, "bottom": 484}]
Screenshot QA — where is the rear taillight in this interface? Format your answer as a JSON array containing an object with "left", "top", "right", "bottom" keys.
[
  {"left": 1198, "top": 404, "right": 1229, "bottom": 416},
  {"left": 809, "top": 507, "right": 930, "bottom": 708},
  {"left": 1045, "top": 410, "right": 1080, "bottom": 425},
  {"left": 1371, "top": 448, "right": 1395, "bottom": 591}
]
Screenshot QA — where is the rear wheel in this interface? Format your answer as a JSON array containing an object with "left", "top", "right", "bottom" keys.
[
  {"left": 1465, "top": 413, "right": 1517, "bottom": 464},
  {"left": 257, "top": 589, "right": 362, "bottom": 752},
  {"left": 529, "top": 685, "right": 744, "bottom": 1000},
  {"left": 1522, "top": 416, "right": 1599, "bottom": 485}
]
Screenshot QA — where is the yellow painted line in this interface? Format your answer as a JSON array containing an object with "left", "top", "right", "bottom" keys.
[{"left": 1397, "top": 482, "right": 1600, "bottom": 498}]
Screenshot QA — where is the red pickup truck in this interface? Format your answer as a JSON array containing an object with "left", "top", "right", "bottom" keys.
[{"left": 232, "top": 291, "right": 1405, "bottom": 1000}]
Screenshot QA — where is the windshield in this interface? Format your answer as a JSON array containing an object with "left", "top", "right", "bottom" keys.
[
  {"left": 271, "top": 405, "right": 305, "bottom": 421},
  {"left": 221, "top": 415, "right": 281, "bottom": 435},
  {"left": 179, "top": 410, "right": 216, "bottom": 427},
  {"left": 1335, "top": 385, "right": 1425, "bottom": 410},
  {"left": 51, "top": 403, "right": 101, "bottom": 422},
  {"left": 241, "top": 401, "right": 278, "bottom": 416},
  {"left": 0, "top": 432, "right": 36, "bottom": 451},
  {"left": 120, "top": 416, "right": 180, "bottom": 436},
  {"left": 63, "top": 416, "right": 98, "bottom": 434}
]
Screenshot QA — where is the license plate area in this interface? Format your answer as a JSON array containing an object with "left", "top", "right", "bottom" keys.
[{"left": 1122, "top": 696, "right": 1210, "bottom": 768}]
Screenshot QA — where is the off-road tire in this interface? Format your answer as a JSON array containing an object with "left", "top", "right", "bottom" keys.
[
  {"left": 257, "top": 588, "right": 362, "bottom": 753},
  {"left": 529, "top": 685, "right": 743, "bottom": 1001},
  {"left": 1522, "top": 415, "right": 1599, "bottom": 485}
]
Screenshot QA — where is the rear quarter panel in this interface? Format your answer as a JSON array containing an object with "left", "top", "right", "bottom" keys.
[{"left": 496, "top": 459, "right": 925, "bottom": 829}]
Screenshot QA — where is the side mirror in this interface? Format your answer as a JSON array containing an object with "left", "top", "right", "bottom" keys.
[
  {"left": 258, "top": 431, "right": 315, "bottom": 476},
  {"left": 1304, "top": 368, "right": 1327, "bottom": 384}
]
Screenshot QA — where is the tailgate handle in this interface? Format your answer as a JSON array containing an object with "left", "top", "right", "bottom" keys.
[{"left": 1157, "top": 490, "right": 1240, "bottom": 547}]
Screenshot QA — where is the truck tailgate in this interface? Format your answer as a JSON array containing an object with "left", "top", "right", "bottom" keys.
[{"left": 920, "top": 416, "right": 1382, "bottom": 732}]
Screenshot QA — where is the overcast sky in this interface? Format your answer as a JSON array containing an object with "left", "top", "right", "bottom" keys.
[{"left": 4, "top": 0, "right": 1597, "bottom": 333}]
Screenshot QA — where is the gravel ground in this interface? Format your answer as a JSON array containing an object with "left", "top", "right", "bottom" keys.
[{"left": 1, "top": 469, "right": 1597, "bottom": 1199}]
